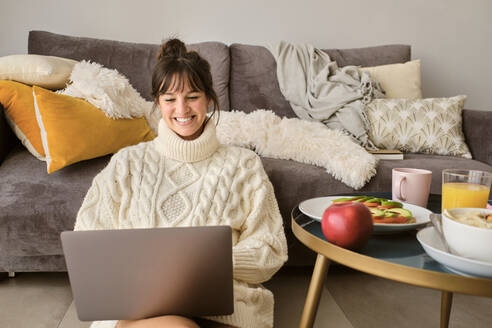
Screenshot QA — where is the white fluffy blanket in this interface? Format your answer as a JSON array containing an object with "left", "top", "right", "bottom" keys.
[
  {"left": 217, "top": 110, "right": 377, "bottom": 189},
  {"left": 60, "top": 61, "right": 377, "bottom": 189}
]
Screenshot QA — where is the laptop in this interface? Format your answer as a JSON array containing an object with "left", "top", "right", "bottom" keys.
[{"left": 61, "top": 226, "right": 234, "bottom": 321}]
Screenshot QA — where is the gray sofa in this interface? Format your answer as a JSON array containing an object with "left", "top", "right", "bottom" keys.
[{"left": 1, "top": 30, "right": 491, "bottom": 272}]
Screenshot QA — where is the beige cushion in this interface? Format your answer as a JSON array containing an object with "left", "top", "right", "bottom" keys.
[
  {"left": 360, "top": 60, "right": 422, "bottom": 99},
  {"left": 366, "top": 96, "right": 472, "bottom": 158},
  {"left": 0, "top": 54, "right": 77, "bottom": 89}
]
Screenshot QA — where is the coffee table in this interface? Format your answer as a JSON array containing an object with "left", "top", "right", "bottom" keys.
[{"left": 292, "top": 192, "right": 492, "bottom": 328}]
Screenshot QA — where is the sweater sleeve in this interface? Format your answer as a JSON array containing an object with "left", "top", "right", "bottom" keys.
[
  {"left": 231, "top": 151, "right": 288, "bottom": 284},
  {"left": 74, "top": 154, "right": 123, "bottom": 231}
]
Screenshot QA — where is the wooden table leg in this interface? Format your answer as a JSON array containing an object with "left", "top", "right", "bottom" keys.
[
  {"left": 440, "top": 291, "right": 453, "bottom": 328},
  {"left": 299, "top": 254, "right": 330, "bottom": 328}
]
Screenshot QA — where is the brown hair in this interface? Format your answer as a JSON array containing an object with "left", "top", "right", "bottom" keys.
[{"left": 152, "top": 39, "right": 219, "bottom": 127}]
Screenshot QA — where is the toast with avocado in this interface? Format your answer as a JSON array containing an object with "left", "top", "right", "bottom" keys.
[{"left": 332, "top": 196, "right": 417, "bottom": 224}]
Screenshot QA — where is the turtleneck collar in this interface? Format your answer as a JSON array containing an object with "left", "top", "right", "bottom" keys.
[{"left": 154, "top": 119, "right": 220, "bottom": 162}]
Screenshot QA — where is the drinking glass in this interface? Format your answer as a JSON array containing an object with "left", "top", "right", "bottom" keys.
[{"left": 441, "top": 169, "right": 492, "bottom": 212}]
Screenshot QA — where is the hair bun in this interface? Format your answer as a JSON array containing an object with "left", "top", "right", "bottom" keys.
[{"left": 157, "top": 39, "right": 187, "bottom": 61}]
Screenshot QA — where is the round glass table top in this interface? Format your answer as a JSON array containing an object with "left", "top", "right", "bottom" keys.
[{"left": 292, "top": 192, "right": 492, "bottom": 296}]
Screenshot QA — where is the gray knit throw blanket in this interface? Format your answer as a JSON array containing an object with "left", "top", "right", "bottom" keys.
[{"left": 268, "top": 41, "right": 385, "bottom": 148}]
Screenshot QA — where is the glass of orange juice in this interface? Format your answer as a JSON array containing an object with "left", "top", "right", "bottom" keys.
[{"left": 442, "top": 169, "right": 492, "bottom": 212}]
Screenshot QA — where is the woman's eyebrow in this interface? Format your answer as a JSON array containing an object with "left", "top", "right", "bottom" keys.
[{"left": 163, "top": 90, "right": 200, "bottom": 95}]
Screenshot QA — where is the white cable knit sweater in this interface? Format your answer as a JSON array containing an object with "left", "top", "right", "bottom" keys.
[{"left": 74, "top": 119, "right": 288, "bottom": 328}]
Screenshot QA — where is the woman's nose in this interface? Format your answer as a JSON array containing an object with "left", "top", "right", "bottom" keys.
[{"left": 175, "top": 98, "right": 189, "bottom": 114}]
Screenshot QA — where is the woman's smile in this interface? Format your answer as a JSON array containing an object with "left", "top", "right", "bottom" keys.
[{"left": 174, "top": 115, "right": 195, "bottom": 124}]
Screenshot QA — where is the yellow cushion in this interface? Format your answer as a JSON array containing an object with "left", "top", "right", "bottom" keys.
[
  {"left": 359, "top": 60, "right": 422, "bottom": 99},
  {"left": 0, "top": 80, "right": 45, "bottom": 159},
  {"left": 0, "top": 54, "right": 77, "bottom": 90},
  {"left": 33, "top": 86, "right": 155, "bottom": 173}
]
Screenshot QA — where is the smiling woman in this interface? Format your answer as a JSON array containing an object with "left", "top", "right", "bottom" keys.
[
  {"left": 152, "top": 39, "right": 219, "bottom": 140},
  {"left": 74, "top": 38, "right": 288, "bottom": 328}
]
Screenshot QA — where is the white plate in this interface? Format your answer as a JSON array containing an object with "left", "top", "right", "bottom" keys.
[
  {"left": 417, "top": 226, "right": 492, "bottom": 278},
  {"left": 298, "top": 196, "right": 431, "bottom": 233}
]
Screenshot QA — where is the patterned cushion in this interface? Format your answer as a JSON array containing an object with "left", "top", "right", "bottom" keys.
[{"left": 366, "top": 96, "right": 472, "bottom": 158}]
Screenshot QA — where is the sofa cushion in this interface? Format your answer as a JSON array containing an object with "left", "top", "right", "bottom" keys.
[
  {"left": 366, "top": 96, "right": 471, "bottom": 158},
  {"left": 28, "top": 30, "right": 231, "bottom": 111},
  {"left": 0, "top": 54, "right": 77, "bottom": 90},
  {"left": 229, "top": 44, "right": 411, "bottom": 117},
  {"left": 0, "top": 146, "right": 110, "bottom": 260},
  {"left": 33, "top": 86, "right": 155, "bottom": 173},
  {"left": 359, "top": 60, "right": 422, "bottom": 99}
]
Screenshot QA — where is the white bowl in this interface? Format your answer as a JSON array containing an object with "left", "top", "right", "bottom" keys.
[{"left": 442, "top": 208, "right": 492, "bottom": 263}]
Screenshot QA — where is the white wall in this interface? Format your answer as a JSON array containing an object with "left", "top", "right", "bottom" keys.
[{"left": 2, "top": 0, "right": 491, "bottom": 110}]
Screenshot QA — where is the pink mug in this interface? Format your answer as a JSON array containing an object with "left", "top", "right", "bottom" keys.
[{"left": 392, "top": 168, "right": 432, "bottom": 207}]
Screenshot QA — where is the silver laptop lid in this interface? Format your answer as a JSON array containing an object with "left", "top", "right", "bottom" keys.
[{"left": 61, "top": 226, "right": 233, "bottom": 321}]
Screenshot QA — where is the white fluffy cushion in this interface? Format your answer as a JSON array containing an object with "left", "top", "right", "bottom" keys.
[
  {"left": 359, "top": 60, "right": 422, "bottom": 99},
  {"left": 0, "top": 54, "right": 77, "bottom": 89},
  {"left": 58, "top": 60, "right": 160, "bottom": 133}
]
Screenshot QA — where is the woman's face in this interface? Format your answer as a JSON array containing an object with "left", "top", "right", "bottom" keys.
[{"left": 158, "top": 79, "right": 210, "bottom": 140}]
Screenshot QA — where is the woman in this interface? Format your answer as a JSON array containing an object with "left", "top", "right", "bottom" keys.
[{"left": 74, "top": 39, "right": 288, "bottom": 328}]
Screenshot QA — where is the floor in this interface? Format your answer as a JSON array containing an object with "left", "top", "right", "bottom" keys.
[{"left": 1, "top": 265, "right": 491, "bottom": 328}]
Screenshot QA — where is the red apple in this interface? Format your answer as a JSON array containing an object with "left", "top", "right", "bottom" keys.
[{"left": 321, "top": 202, "right": 373, "bottom": 250}]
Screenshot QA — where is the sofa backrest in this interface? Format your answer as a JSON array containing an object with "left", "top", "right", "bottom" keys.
[
  {"left": 28, "top": 31, "right": 230, "bottom": 110},
  {"left": 229, "top": 43, "right": 411, "bottom": 117},
  {"left": 28, "top": 31, "right": 411, "bottom": 118}
]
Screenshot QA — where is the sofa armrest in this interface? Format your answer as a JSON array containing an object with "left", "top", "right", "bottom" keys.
[
  {"left": 462, "top": 109, "right": 492, "bottom": 166},
  {"left": 0, "top": 103, "right": 15, "bottom": 165}
]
